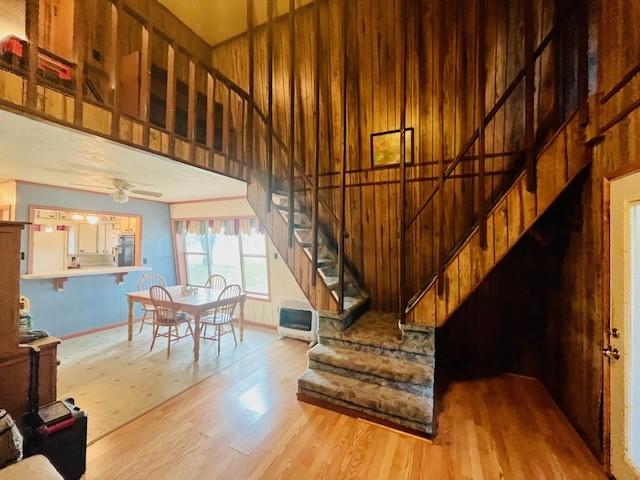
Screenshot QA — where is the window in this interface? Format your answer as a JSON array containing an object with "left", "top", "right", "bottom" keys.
[{"left": 178, "top": 219, "right": 269, "bottom": 297}]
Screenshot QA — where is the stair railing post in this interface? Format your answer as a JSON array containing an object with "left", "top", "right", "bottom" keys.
[
  {"left": 266, "top": 0, "right": 274, "bottom": 212},
  {"left": 399, "top": 0, "right": 408, "bottom": 317},
  {"left": 476, "top": 0, "right": 487, "bottom": 249},
  {"left": 73, "top": 0, "right": 86, "bottom": 126},
  {"left": 436, "top": 2, "right": 446, "bottom": 297},
  {"left": 338, "top": 0, "right": 349, "bottom": 313},
  {"left": 25, "top": 0, "right": 39, "bottom": 112},
  {"left": 524, "top": 0, "right": 536, "bottom": 192},
  {"left": 247, "top": 0, "right": 255, "bottom": 180},
  {"left": 577, "top": 0, "right": 589, "bottom": 127},
  {"left": 311, "top": 0, "right": 321, "bottom": 287},
  {"left": 287, "top": 0, "right": 296, "bottom": 248}
]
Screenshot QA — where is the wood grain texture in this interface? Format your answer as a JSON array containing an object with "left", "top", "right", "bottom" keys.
[
  {"left": 212, "top": 0, "right": 555, "bottom": 312},
  {"left": 85, "top": 339, "right": 604, "bottom": 479}
]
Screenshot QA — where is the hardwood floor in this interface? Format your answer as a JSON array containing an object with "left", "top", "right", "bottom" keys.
[
  {"left": 59, "top": 323, "right": 278, "bottom": 443},
  {"left": 86, "top": 339, "right": 605, "bottom": 479}
]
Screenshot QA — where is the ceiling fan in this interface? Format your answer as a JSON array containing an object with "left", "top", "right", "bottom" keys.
[{"left": 71, "top": 178, "right": 163, "bottom": 204}]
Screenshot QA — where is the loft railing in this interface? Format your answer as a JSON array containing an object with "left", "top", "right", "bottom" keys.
[
  {"left": 0, "top": 0, "right": 255, "bottom": 181},
  {"left": 398, "top": 0, "right": 590, "bottom": 321}
]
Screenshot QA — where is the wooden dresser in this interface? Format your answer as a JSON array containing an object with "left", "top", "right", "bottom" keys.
[{"left": 0, "top": 222, "right": 59, "bottom": 427}]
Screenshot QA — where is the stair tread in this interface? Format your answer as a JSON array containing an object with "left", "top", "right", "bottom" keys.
[
  {"left": 309, "top": 343, "right": 433, "bottom": 384},
  {"left": 298, "top": 369, "right": 432, "bottom": 424},
  {"left": 339, "top": 311, "right": 402, "bottom": 350}
]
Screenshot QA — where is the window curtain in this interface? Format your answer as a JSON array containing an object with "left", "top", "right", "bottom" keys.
[{"left": 175, "top": 218, "right": 264, "bottom": 236}]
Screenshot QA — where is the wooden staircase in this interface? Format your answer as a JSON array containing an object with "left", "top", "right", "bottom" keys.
[
  {"left": 405, "top": 110, "right": 591, "bottom": 327},
  {"left": 247, "top": 171, "right": 369, "bottom": 325}
]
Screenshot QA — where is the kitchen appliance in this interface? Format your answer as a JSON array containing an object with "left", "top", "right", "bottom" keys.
[
  {"left": 117, "top": 235, "right": 135, "bottom": 267},
  {"left": 277, "top": 299, "right": 318, "bottom": 343}
]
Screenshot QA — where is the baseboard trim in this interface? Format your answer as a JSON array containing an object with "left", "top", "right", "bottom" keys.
[
  {"left": 297, "top": 392, "right": 433, "bottom": 441},
  {"left": 59, "top": 319, "right": 139, "bottom": 340}
]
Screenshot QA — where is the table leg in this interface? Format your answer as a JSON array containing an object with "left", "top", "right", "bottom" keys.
[
  {"left": 239, "top": 298, "right": 245, "bottom": 342},
  {"left": 127, "top": 298, "right": 134, "bottom": 341},
  {"left": 193, "top": 311, "right": 200, "bottom": 362}
]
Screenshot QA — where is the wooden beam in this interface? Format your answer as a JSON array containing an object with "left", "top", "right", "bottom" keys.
[
  {"left": 110, "top": 0, "right": 122, "bottom": 137},
  {"left": 338, "top": 0, "right": 349, "bottom": 312},
  {"left": 140, "top": 24, "right": 152, "bottom": 147},
  {"left": 476, "top": 0, "right": 487, "bottom": 249},
  {"left": 399, "top": 0, "right": 408, "bottom": 315},
  {"left": 524, "top": 0, "right": 535, "bottom": 192},
  {"left": 311, "top": 0, "right": 320, "bottom": 287},
  {"left": 266, "top": 0, "right": 274, "bottom": 213},
  {"left": 577, "top": 0, "right": 589, "bottom": 127},
  {"left": 187, "top": 58, "right": 197, "bottom": 162},
  {"left": 166, "top": 41, "right": 177, "bottom": 156},
  {"left": 73, "top": 0, "right": 86, "bottom": 125},
  {"left": 287, "top": 0, "right": 296, "bottom": 248},
  {"left": 206, "top": 73, "right": 215, "bottom": 167},
  {"left": 25, "top": 0, "right": 39, "bottom": 111},
  {"left": 437, "top": 1, "right": 446, "bottom": 297},
  {"left": 247, "top": 0, "right": 255, "bottom": 177}
]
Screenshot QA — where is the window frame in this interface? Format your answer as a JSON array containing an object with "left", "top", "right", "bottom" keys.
[{"left": 177, "top": 217, "right": 270, "bottom": 301}]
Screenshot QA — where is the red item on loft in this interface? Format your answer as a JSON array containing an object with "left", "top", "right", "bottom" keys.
[{"left": 0, "top": 35, "right": 73, "bottom": 82}]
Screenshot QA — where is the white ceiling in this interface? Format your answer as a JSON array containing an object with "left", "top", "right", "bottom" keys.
[{"left": 0, "top": 110, "right": 247, "bottom": 203}]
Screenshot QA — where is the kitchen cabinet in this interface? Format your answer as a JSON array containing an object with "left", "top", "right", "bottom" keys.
[
  {"left": 97, "top": 223, "right": 118, "bottom": 254},
  {"left": 78, "top": 223, "right": 98, "bottom": 253},
  {"left": 120, "top": 217, "right": 137, "bottom": 234}
]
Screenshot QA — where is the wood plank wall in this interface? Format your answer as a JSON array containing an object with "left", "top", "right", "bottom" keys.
[
  {"left": 439, "top": 0, "right": 640, "bottom": 461},
  {"left": 212, "top": 0, "right": 562, "bottom": 312}
]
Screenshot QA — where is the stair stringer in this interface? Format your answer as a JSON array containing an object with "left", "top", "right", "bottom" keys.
[
  {"left": 247, "top": 173, "right": 341, "bottom": 313},
  {"left": 406, "top": 110, "right": 591, "bottom": 328}
]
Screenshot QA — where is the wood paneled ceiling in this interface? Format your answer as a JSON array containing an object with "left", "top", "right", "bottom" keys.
[{"left": 158, "top": 0, "right": 312, "bottom": 46}]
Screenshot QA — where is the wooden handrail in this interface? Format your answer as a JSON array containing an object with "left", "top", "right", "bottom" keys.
[
  {"left": 403, "top": 0, "right": 585, "bottom": 312},
  {"left": 338, "top": 0, "right": 349, "bottom": 313}
]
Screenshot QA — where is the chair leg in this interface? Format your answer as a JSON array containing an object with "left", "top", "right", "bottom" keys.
[
  {"left": 186, "top": 322, "right": 194, "bottom": 338},
  {"left": 230, "top": 322, "right": 238, "bottom": 347},
  {"left": 217, "top": 325, "right": 221, "bottom": 357},
  {"left": 138, "top": 310, "right": 148, "bottom": 334},
  {"left": 150, "top": 324, "right": 158, "bottom": 352},
  {"left": 167, "top": 326, "right": 172, "bottom": 359},
  {"left": 203, "top": 324, "right": 208, "bottom": 340}
]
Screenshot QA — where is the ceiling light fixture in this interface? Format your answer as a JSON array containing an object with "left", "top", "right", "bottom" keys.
[
  {"left": 86, "top": 215, "right": 99, "bottom": 225},
  {"left": 111, "top": 188, "right": 129, "bottom": 204},
  {"left": 72, "top": 214, "right": 84, "bottom": 221}
]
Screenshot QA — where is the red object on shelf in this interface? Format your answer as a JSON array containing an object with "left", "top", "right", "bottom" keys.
[{"left": 0, "top": 35, "right": 73, "bottom": 82}]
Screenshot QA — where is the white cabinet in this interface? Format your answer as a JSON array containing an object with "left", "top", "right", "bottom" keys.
[
  {"left": 67, "top": 224, "right": 78, "bottom": 255},
  {"left": 78, "top": 223, "right": 98, "bottom": 253},
  {"left": 97, "top": 224, "right": 117, "bottom": 254}
]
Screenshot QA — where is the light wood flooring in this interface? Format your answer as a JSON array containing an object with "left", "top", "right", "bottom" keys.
[
  {"left": 59, "top": 323, "right": 278, "bottom": 442},
  {"left": 85, "top": 338, "right": 605, "bottom": 479}
]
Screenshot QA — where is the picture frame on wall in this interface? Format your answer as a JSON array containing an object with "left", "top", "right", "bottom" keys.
[{"left": 370, "top": 128, "right": 414, "bottom": 168}]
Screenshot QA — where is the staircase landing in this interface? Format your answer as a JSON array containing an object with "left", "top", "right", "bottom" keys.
[{"left": 298, "top": 310, "right": 435, "bottom": 436}]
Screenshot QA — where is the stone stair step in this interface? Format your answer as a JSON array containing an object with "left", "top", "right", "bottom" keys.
[
  {"left": 309, "top": 343, "right": 433, "bottom": 386},
  {"left": 298, "top": 369, "right": 433, "bottom": 427}
]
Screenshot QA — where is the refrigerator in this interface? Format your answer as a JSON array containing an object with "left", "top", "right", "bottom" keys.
[{"left": 117, "top": 235, "right": 135, "bottom": 267}]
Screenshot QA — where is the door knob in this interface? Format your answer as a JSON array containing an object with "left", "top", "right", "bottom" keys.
[{"left": 602, "top": 346, "right": 621, "bottom": 360}]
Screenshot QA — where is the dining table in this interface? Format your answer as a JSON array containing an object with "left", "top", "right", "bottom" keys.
[{"left": 126, "top": 285, "right": 247, "bottom": 362}]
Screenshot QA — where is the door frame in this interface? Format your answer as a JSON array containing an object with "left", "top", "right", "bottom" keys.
[{"left": 604, "top": 161, "right": 640, "bottom": 477}]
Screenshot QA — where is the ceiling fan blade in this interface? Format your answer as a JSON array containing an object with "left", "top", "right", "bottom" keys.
[
  {"left": 130, "top": 189, "right": 163, "bottom": 198},
  {"left": 71, "top": 183, "right": 112, "bottom": 190}
]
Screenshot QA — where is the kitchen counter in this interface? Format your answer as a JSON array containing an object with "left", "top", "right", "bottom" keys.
[{"left": 22, "top": 266, "right": 151, "bottom": 291}]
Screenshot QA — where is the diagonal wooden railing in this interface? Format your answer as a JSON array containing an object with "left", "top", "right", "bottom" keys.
[{"left": 399, "top": 0, "right": 590, "bottom": 321}]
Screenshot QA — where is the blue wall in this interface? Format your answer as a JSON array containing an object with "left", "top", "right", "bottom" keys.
[{"left": 16, "top": 182, "right": 176, "bottom": 337}]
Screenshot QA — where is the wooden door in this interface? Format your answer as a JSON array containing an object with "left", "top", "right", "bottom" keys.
[{"left": 609, "top": 174, "right": 640, "bottom": 479}]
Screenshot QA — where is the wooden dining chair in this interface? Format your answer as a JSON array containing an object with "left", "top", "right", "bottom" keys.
[
  {"left": 204, "top": 274, "right": 227, "bottom": 291},
  {"left": 137, "top": 273, "right": 167, "bottom": 334},
  {"left": 149, "top": 285, "right": 194, "bottom": 358},
  {"left": 200, "top": 284, "right": 241, "bottom": 356},
  {"left": 202, "top": 274, "right": 227, "bottom": 338}
]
